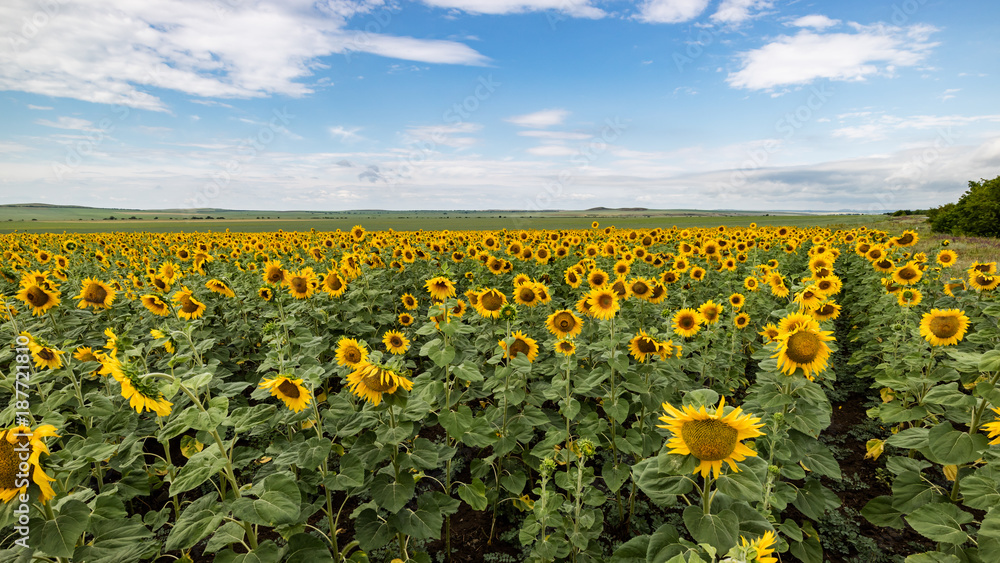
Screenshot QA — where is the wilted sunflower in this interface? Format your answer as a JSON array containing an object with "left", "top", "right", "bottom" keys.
[
  {"left": 499, "top": 330, "right": 539, "bottom": 363},
  {"left": 425, "top": 276, "right": 456, "bottom": 300},
  {"left": 120, "top": 376, "right": 173, "bottom": 417},
  {"left": 15, "top": 280, "right": 60, "bottom": 316},
  {"left": 545, "top": 310, "right": 583, "bottom": 339},
  {"left": 335, "top": 337, "right": 368, "bottom": 367},
  {"left": 206, "top": 279, "right": 235, "bottom": 298},
  {"left": 259, "top": 375, "right": 312, "bottom": 413},
  {"left": 401, "top": 293, "right": 418, "bottom": 310},
  {"left": 383, "top": 330, "right": 410, "bottom": 355},
  {"left": 628, "top": 330, "right": 661, "bottom": 363},
  {"left": 172, "top": 286, "right": 206, "bottom": 320},
  {"left": 698, "top": 300, "right": 723, "bottom": 324},
  {"left": 141, "top": 294, "right": 170, "bottom": 316},
  {"left": 0, "top": 424, "right": 59, "bottom": 504},
  {"left": 346, "top": 362, "right": 413, "bottom": 406},
  {"left": 672, "top": 308, "right": 703, "bottom": 338},
  {"left": 919, "top": 309, "right": 970, "bottom": 346},
  {"left": 773, "top": 319, "right": 835, "bottom": 379},
  {"left": 585, "top": 288, "right": 619, "bottom": 320},
  {"left": 658, "top": 397, "right": 764, "bottom": 479},
  {"left": 75, "top": 278, "right": 116, "bottom": 310}
]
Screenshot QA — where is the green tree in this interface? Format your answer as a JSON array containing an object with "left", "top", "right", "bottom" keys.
[{"left": 929, "top": 175, "right": 1000, "bottom": 237}]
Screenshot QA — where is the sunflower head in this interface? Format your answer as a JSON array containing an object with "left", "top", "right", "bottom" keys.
[
  {"left": 919, "top": 309, "right": 970, "bottom": 346},
  {"left": 346, "top": 362, "right": 413, "bottom": 406},
  {"left": 259, "top": 375, "right": 312, "bottom": 413},
  {"left": 499, "top": 330, "right": 539, "bottom": 363},
  {"left": 0, "top": 424, "right": 60, "bottom": 504},
  {"left": 546, "top": 309, "right": 583, "bottom": 339},
  {"left": 658, "top": 397, "right": 764, "bottom": 479},
  {"left": 336, "top": 337, "right": 369, "bottom": 367}
]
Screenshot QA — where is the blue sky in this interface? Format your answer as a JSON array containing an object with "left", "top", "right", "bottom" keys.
[{"left": 1, "top": 0, "right": 998, "bottom": 211}]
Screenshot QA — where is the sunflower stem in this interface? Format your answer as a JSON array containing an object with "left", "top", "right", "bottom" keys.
[{"left": 702, "top": 473, "right": 715, "bottom": 516}]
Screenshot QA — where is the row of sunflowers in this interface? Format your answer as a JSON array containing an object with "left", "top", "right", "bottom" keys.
[{"left": 0, "top": 222, "right": 997, "bottom": 562}]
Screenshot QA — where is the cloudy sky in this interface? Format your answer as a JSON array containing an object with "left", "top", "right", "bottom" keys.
[{"left": 1, "top": 0, "right": 998, "bottom": 212}]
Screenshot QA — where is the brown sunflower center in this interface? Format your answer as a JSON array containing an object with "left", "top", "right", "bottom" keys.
[
  {"left": 277, "top": 379, "right": 301, "bottom": 399},
  {"left": 362, "top": 369, "right": 395, "bottom": 392},
  {"left": 929, "top": 316, "right": 960, "bottom": 338},
  {"left": 389, "top": 336, "right": 403, "bottom": 347},
  {"left": 509, "top": 338, "right": 531, "bottom": 358},
  {"left": 681, "top": 419, "right": 738, "bottom": 461},
  {"left": 898, "top": 267, "right": 918, "bottom": 280},
  {"left": 785, "top": 331, "right": 821, "bottom": 364},
  {"left": 267, "top": 268, "right": 284, "bottom": 283},
  {"left": 897, "top": 233, "right": 914, "bottom": 245},
  {"left": 290, "top": 277, "right": 308, "bottom": 293},
  {"left": 591, "top": 273, "right": 606, "bottom": 285},
  {"left": 83, "top": 284, "right": 108, "bottom": 304},
  {"left": 876, "top": 259, "right": 893, "bottom": 270},
  {"left": 25, "top": 286, "right": 50, "bottom": 307},
  {"left": 0, "top": 437, "right": 30, "bottom": 489},
  {"left": 553, "top": 312, "right": 576, "bottom": 332},
  {"left": 703, "top": 308, "right": 718, "bottom": 321},
  {"left": 326, "top": 276, "right": 343, "bottom": 291},
  {"left": 481, "top": 291, "right": 503, "bottom": 311},
  {"left": 180, "top": 298, "right": 200, "bottom": 314},
  {"left": 38, "top": 348, "right": 54, "bottom": 361},
  {"left": 632, "top": 281, "right": 649, "bottom": 295},
  {"left": 518, "top": 288, "right": 536, "bottom": 302},
  {"left": 636, "top": 337, "right": 658, "bottom": 354},
  {"left": 597, "top": 294, "right": 614, "bottom": 308},
  {"left": 344, "top": 346, "right": 362, "bottom": 364},
  {"left": 818, "top": 304, "right": 836, "bottom": 315}
]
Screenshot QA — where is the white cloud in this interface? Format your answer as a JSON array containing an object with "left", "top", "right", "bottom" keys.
[
  {"left": 636, "top": 0, "right": 710, "bottom": 23},
  {"left": 788, "top": 15, "right": 841, "bottom": 29},
  {"left": 404, "top": 123, "right": 482, "bottom": 149},
  {"left": 831, "top": 112, "right": 1000, "bottom": 142},
  {"left": 727, "top": 23, "right": 939, "bottom": 91},
  {"left": 506, "top": 108, "right": 569, "bottom": 128},
  {"left": 0, "top": 0, "right": 488, "bottom": 112},
  {"left": 27, "top": 104, "right": 53, "bottom": 110},
  {"left": 417, "top": 0, "right": 604, "bottom": 18},
  {"left": 34, "top": 116, "right": 96, "bottom": 131},
  {"left": 330, "top": 126, "right": 364, "bottom": 143},
  {"left": 939, "top": 88, "right": 960, "bottom": 101},
  {"left": 710, "top": 0, "right": 772, "bottom": 25},
  {"left": 527, "top": 145, "right": 578, "bottom": 157}
]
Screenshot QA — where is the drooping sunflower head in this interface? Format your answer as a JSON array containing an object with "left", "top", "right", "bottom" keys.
[
  {"left": 119, "top": 371, "right": 173, "bottom": 417},
  {"left": 0, "top": 424, "right": 60, "bottom": 504},
  {"left": 919, "top": 309, "right": 970, "bottom": 346},
  {"left": 424, "top": 276, "right": 456, "bottom": 301},
  {"left": 259, "top": 375, "right": 312, "bottom": 413},
  {"left": 628, "top": 330, "right": 661, "bottom": 363},
  {"left": 336, "top": 337, "right": 369, "bottom": 367},
  {"left": 346, "top": 362, "right": 413, "bottom": 406},
  {"left": 141, "top": 294, "right": 170, "bottom": 316},
  {"left": 206, "top": 279, "right": 236, "bottom": 298},
  {"left": 546, "top": 310, "right": 583, "bottom": 339},
  {"left": 658, "top": 397, "right": 764, "bottom": 479},
  {"left": 172, "top": 286, "right": 206, "bottom": 320}
]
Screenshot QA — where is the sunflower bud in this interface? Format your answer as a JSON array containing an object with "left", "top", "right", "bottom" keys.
[
  {"left": 577, "top": 438, "right": 596, "bottom": 458},
  {"left": 540, "top": 457, "right": 557, "bottom": 477},
  {"left": 768, "top": 464, "right": 781, "bottom": 477}
]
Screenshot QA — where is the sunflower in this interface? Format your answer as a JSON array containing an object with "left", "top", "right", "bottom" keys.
[
  {"left": 728, "top": 293, "right": 745, "bottom": 310},
  {"left": 285, "top": 269, "right": 316, "bottom": 299},
  {"left": 141, "top": 294, "right": 170, "bottom": 316},
  {"left": 669, "top": 309, "right": 701, "bottom": 338},
  {"left": 15, "top": 281, "right": 60, "bottom": 316},
  {"left": 401, "top": 293, "right": 419, "bottom": 310},
  {"left": 773, "top": 320, "right": 836, "bottom": 379},
  {"left": 892, "top": 262, "right": 923, "bottom": 286},
  {"left": 120, "top": 376, "right": 173, "bottom": 417},
  {"left": 206, "top": 279, "right": 235, "bottom": 298},
  {"left": 981, "top": 408, "right": 1000, "bottom": 445},
  {"left": 741, "top": 530, "right": 778, "bottom": 563},
  {"left": 546, "top": 310, "right": 584, "bottom": 339},
  {"left": 346, "top": 362, "right": 413, "bottom": 406},
  {"left": 937, "top": 250, "right": 957, "bottom": 268},
  {"left": 657, "top": 397, "right": 764, "bottom": 479},
  {"left": 172, "top": 287, "right": 206, "bottom": 320},
  {"left": 424, "top": 276, "right": 456, "bottom": 301},
  {"left": 554, "top": 339, "right": 576, "bottom": 356},
  {"left": 810, "top": 301, "right": 841, "bottom": 321},
  {"left": 0, "top": 424, "right": 59, "bottom": 504},
  {"left": 259, "top": 375, "right": 312, "bottom": 413},
  {"left": 351, "top": 224, "right": 366, "bottom": 241},
  {"left": 75, "top": 278, "right": 116, "bottom": 310},
  {"left": 734, "top": 313, "right": 750, "bottom": 329},
  {"left": 969, "top": 261, "right": 997, "bottom": 275},
  {"left": 689, "top": 266, "right": 706, "bottom": 281},
  {"left": 514, "top": 283, "right": 542, "bottom": 307},
  {"left": 158, "top": 261, "right": 181, "bottom": 283},
  {"left": 897, "top": 289, "right": 922, "bottom": 307},
  {"left": 759, "top": 323, "right": 780, "bottom": 343},
  {"left": 499, "top": 330, "right": 539, "bottom": 363},
  {"left": 259, "top": 287, "right": 273, "bottom": 301},
  {"left": 383, "top": 330, "right": 410, "bottom": 355},
  {"left": 698, "top": 301, "right": 723, "bottom": 324},
  {"left": 263, "top": 260, "right": 286, "bottom": 285},
  {"left": 336, "top": 337, "right": 368, "bottom": 367},
  {"left": 794, "top": 285, "right": 824, "bottom": 310},
  {"left": 322, "top": 271, "right": 347, "bottom": 297},
  {"left": 585, "top": 288, "right": 619, "bottom": 320},
  {"left": 587, "top": 269, "right": 609, "bottom": 289},
  {"left": 628, "top": 330, "right": 661, "bottom": 363},
  {"left": 919, "top": 309, "right": 970, "bottom": 346},
  {"left": 27, "top": 340, "right": 65, "bottom": 370},
  {"left": 893, "top": 230, "right": 918, "bottom": 247},
  {"left": 969, "top": 273, "right": 1000, "bottom": 292},
  {"left": 398, "top": 312, "right": 414, "bottom": 326}
]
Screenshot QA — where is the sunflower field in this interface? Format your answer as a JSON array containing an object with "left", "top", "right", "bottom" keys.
[{"left": 0, "top": 223, "right": 998, "bottom": 563}]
